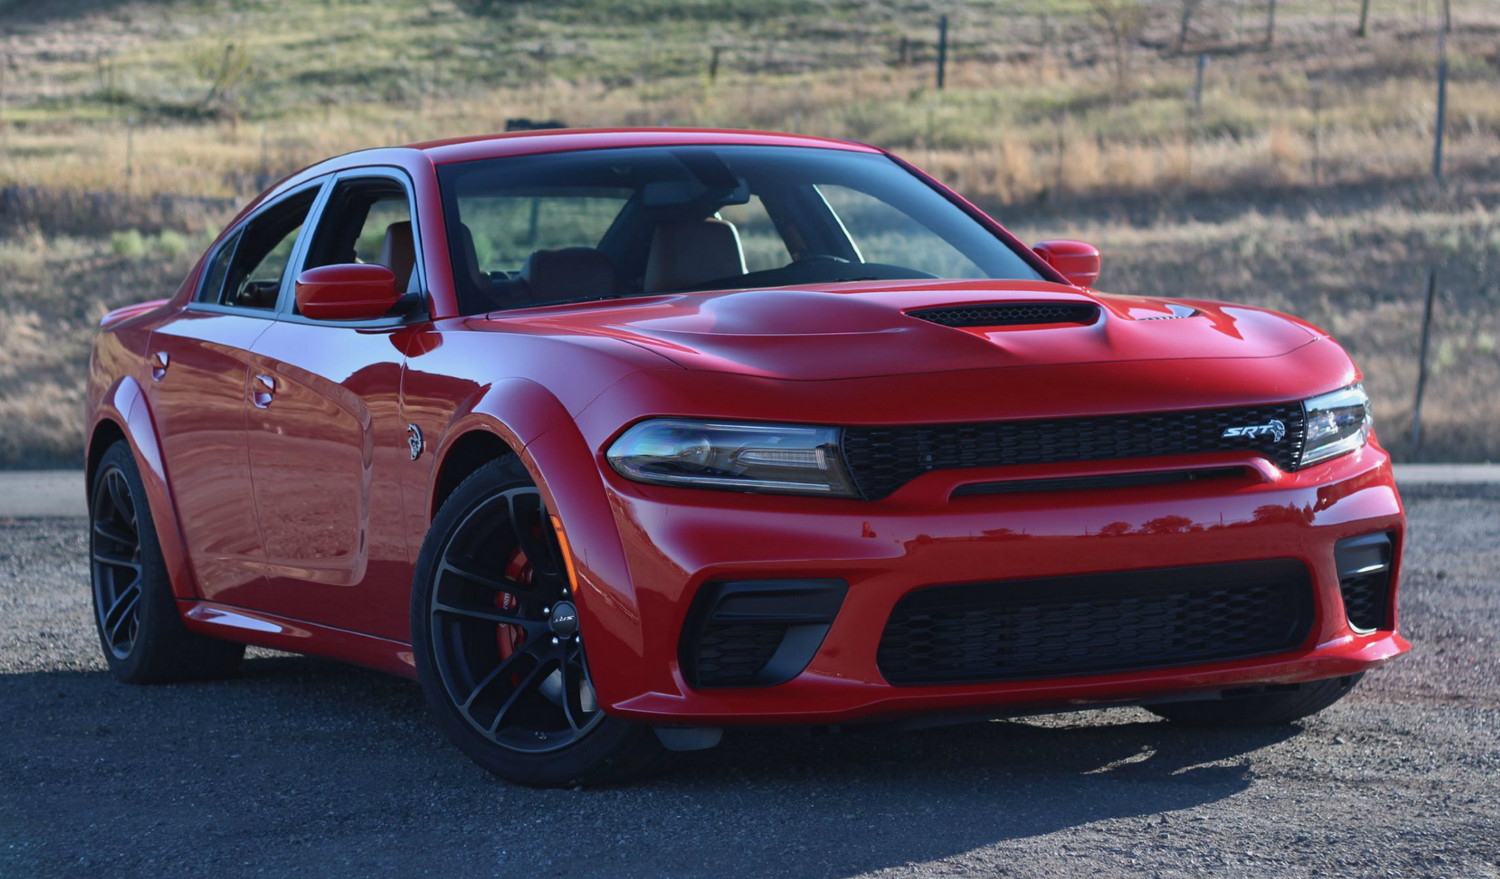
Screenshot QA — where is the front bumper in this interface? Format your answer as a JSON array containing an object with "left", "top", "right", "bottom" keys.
[{"left": 578, "top": 443, "right": 1407, "bottom": 725}]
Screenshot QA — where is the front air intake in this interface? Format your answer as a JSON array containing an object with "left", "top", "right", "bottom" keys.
[
  {"left": 680, "top": 580, "right": 848, "bottom": 688},
  {"left": 1334, "top": 532, "right": 1396, "bottom": 632},
  {"left": 908, "top": 303, "right": 1098, "bottom": 328}
]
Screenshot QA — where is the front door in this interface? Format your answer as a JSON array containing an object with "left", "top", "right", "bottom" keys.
[{"left": 244, "top": 172, "right": 422, "bottom": 640}]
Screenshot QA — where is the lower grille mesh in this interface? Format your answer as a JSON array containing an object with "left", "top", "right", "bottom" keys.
[
  {"left": 877, "top": 561, "right": 1313, "bottom": 686},
  {"left": 1340, "top": 574, "right": 1390, "bottom": 632},
  {"left": 691, "top": 623, "right": 787, "bottom": 687}
]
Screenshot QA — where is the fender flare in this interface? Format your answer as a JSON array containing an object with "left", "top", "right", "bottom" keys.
[
  {"left": 428, "top": 379, "right": 645, "bottom": 708},
  {"left": 87, "top": 376, "right": 199, "bottom": 601}
]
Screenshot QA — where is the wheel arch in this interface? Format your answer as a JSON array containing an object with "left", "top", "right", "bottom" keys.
[
  {"left": 88, "top": 376, "right": 199, "bottom": 602},
  {"left": 424, "top": 383, "right": 646, "bottom": 709}
]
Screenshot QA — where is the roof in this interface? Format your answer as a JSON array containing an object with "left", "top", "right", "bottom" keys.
[{"left": 409, "top": 128, "right": 883, "bottom": 165}]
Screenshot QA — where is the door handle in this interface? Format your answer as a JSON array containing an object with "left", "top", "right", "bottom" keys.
[
  {"left": 252, "top": 374, "right": 276, "bottom": 408},
  {"left": 149, "top": 351, "right": 169, "bottom": 382}
]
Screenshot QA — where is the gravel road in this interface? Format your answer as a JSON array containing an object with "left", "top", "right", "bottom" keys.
[{"left": 2, "top": 486, "right": 1497, "bottom": 878}]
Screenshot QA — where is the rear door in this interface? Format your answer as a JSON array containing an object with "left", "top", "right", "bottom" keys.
[
  {"left": 146, "top": 182, "right": 324, "bottom": 609},
  {"left": 244, "top": 169, "right": 424, "bottom": 640}
]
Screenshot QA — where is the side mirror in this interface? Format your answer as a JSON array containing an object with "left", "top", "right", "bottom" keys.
[
  {"left": 295, "top": 264, "right": 401, "bottom": 320},
  {"left": 1033, "top": 239, "right": 1101, "bottom": 289}
]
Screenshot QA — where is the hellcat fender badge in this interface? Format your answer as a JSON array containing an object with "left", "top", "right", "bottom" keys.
[
  {"left": 407, "top": 423, "right": 424, "bottom": 460},
  {"left": 1222, "top": 419, "right": 1286, "bottom": 442}
]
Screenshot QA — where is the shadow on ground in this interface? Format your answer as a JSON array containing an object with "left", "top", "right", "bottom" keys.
[{"left": 0, "top": 654, "right": 1297, "bottom": 877}]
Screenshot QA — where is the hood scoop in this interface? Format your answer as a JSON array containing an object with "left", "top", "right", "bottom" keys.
[{"left": 908, "top": 302, "right": 1099, "bottom": 328}]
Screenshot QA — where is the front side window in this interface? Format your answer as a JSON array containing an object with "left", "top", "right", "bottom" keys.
[
  {"left": 302, "top": 176, "right": 420, "bottom": 304},
  {"left": 436, "top": 145, "right": 1042, "bottom": 315},
  {"left": 200, "top": 187, "right": 320, "bottom": 309}
]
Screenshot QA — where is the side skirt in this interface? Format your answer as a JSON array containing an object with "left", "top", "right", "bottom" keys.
[{"left": 178, "top": 601, "right": 418, "bottom": 680}]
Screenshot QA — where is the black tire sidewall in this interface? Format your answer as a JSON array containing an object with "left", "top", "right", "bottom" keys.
[
  {"left": 409, "top": 456, "right": 654, "bottom": 787},
  {"left": 91, "top": 442, "right": 183, "bottom": 682}
]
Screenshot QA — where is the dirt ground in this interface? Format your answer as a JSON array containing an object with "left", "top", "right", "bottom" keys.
[{"left": 0, "top": 484, "right": 1496, "bottom": 877}]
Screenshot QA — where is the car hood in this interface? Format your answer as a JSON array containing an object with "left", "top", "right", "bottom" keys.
[{"left": 488, "top": 279, "right": 1320, "bottom": 381}]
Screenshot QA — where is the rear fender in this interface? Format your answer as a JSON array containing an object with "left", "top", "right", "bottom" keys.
[{"left": 88, "top": 376, "right": 198, "bottom": 601}]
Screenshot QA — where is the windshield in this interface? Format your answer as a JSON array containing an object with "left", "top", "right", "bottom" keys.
[{"left": 436, "top": 144, "right": 1043, "bottom": 315}]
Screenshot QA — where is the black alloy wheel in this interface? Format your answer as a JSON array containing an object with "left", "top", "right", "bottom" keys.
[
  {"left": 89, "top": 441, "right": 245, "bottom": 684},
  {"left": 412, "top": 457, "right": 662, "bottom": 786},
  {"left": 92, "top": 461, "right": 144, "bottom": 660}
]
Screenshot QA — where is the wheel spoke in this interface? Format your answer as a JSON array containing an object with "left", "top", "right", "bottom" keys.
[
  {"left": 487, "top": 660, "right": 551, "bottom": 738},
  {"left": 103, "top": 581, "right": 141, "bottom": 646},
  {"left": 106, "top": 471, "right": 135, "bottom": 526},
  {"left": 559, "top": 644, "right": 590, "bottom": 732},
  {"left": 505, "top": 491, "right": 566, "bottom": 589},
  {"left": 459, "top": 639, "right": 541, "bottom": 712},
  {"left": 93, "top": 518, "right": 135, "bottom": 548},
  {"left": 92, "top": 549, "right": 141, "bottom": 571},
  {"left": 432, "top": 600, "right": 534, "bottom": 627},
  {"left": 439, "top": 555, "right": 543, "bottom": 596}
]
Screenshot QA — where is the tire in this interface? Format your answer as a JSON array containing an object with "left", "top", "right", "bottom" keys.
[
  {"left": 89, "top": 441, "right": 245, "bottom": 684},
  {"left": 410, "top": 457, "right": 664, "bottom": 787},
  {"left": 1147, "top": 673, "right": 1364, "bottom": 727}
]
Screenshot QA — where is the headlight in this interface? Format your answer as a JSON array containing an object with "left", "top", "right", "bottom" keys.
[
  {"left": 607, "top": 419, "right": 857, "bottom": 497},
  {"left": 1299, "top": 383, "right": 1372, "bottom": 468}
]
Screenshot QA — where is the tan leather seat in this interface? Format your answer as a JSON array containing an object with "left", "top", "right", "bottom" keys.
[
  {"left": 643, "top": 219, "right": 747, "bottom": 293},
  {"left": 377, "top": 221, "right": 417, "bottom": 292}
]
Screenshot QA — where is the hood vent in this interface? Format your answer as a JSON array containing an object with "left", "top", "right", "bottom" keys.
[
  {"left": 909, "top": 302, "right": 1098, "bottom": 328},
  {"left": 1136, "top": 304, "right": 1201, "bottom": 321}
]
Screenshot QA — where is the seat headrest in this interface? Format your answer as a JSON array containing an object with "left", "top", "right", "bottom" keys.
[
  {"left": 377, "top": 221, "right": 417, "bottom": 293},
  {"left": 644, "top": 219, "right": 747, "bottom": 293},
  {"left": 519, "top": 248, "right": 616, "bottom": 304}
]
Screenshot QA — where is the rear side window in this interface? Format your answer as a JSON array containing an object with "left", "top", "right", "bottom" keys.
[{"left": 198, "top": 188, "right": 320, "bottom": 309}]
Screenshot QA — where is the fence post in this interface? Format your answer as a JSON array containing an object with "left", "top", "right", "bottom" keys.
[
  {"left": 936, "top": 15, "right": 948, "bottom": 90},
  {"left": 1194, "top": 53, "right": 1206, "bottom": 112},
  {"left": 1357, "top": 0, "right": 1371, "bottom": 37},
  {"left": 1265, "top": 0, "right": 1277, "bottom": 47},
  {"left": 125, "top": 116, "right": 135, "bottom": 200},
  {"left": 1433, "top": 29, "right": 1448, "bottom": 181},
  {"left": 1410, "top": 267, "right": 1439, "bottom": 455},
  {"left": 708, "top": 46, "right": 722, "bottom": 83},
  {"left": 1311, "top": 76, "right": 1322, "bottom": 185}
]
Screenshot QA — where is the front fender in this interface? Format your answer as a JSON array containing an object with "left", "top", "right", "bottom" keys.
[
  {"left": 431, "top": 379, "right": 645, "bottom": 711},
  {"left": 89, "top": 376, "right": 198, "bottom": 601}
]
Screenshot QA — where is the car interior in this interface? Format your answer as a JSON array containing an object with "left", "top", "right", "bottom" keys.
[{"left": 438, "top": 145, "right": 1043, "bottom": 316}]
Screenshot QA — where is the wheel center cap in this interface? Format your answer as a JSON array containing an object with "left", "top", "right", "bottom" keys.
[{"left": 549, "top": 601, "right": 578, "bottom": 637}]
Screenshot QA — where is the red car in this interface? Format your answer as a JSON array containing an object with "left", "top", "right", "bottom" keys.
[{"left": 86, "top": 128, "right": 1408, "bottom": 786}]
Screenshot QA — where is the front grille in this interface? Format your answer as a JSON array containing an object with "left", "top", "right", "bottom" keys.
[
  {"left": 841, "top": 403, "right": 1306, "bottom": 500},
  {"left": 909, "top": 302, "right": 1098, "bottom": 328},
  {"left": 877, "top": 560, "right": 1314, "bottom": 686}
]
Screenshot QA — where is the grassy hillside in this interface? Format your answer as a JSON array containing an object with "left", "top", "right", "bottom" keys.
[{"left": 1, "top": 0, "right": 1498, "bottom": 466}]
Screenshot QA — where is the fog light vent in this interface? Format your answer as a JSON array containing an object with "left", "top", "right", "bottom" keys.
[
  {"left": 680, "top": 580, "right": 847, "bottom": 689},
  {"left": 1334, "top": 532, "right": 1395, "bottom": 632}
]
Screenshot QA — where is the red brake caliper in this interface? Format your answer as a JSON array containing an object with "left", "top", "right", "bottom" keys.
[{"left": 495, "top": 545, "right": 529, "bottom": 667}]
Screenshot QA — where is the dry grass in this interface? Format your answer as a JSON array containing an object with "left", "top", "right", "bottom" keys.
[{"left": 2, "top": 0, "right": 1498, "bottom": 465}]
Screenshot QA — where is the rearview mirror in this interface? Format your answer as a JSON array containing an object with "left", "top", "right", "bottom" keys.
[
  {"left": 1033, "top": 240, "right": 1101, "bottom": 289},
  {"left": 295, "top": 264, "right": 401, "bottom": 320}
]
